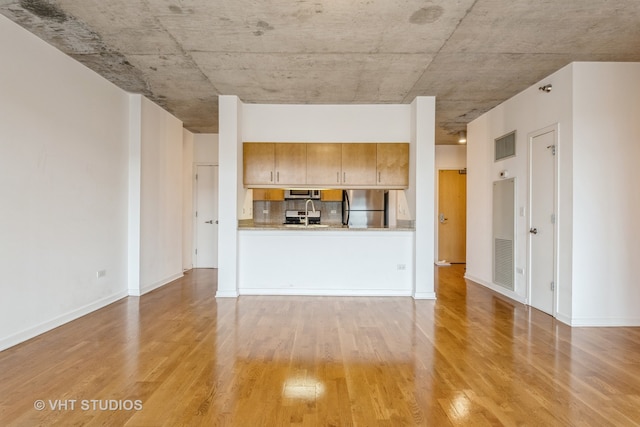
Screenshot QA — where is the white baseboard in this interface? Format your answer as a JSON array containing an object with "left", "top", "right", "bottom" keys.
[
  {"left": 464, "top": 274, "right": 527, "bottom": 305},
  {"left": 413, "top": 291, "right": 437, "bottom": 300},
  {"left": 0, "top": 291, "right": 128, "bottom": 352},
  {"left": 238, "top": 288, "right": 413, "bottom": 297},
  {"left": 216, "top": 289, "right": 239, "bottom": 298},
  {"left": 129, "top": 272, "right": 183, "bottom": 297},
  {"left": 555, "top": 312, "right": 572, "bottom": 326},
  {"left": 568, "top": 317, "right": 640, "bottom": 327}
]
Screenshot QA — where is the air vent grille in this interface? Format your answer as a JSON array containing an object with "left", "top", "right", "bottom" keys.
[
  {"left": 495, "top": 131, "right": 516, "bottom": 161},
  {"left": 494, "top": 238, "right": 514, "bottom": 289}
]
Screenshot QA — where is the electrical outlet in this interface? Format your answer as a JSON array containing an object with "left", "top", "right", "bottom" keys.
[
  {"left": 516, "top": 267, "right": 524, "bottom": 275},
  {"left": 263, "top": 209, "right": 269, "bottom": 214},
  {"left": 97, "top": 270, "right": 106, "bottom": 279},
  {"left": 397, "top": 264, "right": 406, "bottom": 270},
  {"left": 330, "top": 209, "right": 337, "bottom": 214}
]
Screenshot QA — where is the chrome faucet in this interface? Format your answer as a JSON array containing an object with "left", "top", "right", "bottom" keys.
[{"left": 305, "top": 199, "right": 316, "bottom": 227}]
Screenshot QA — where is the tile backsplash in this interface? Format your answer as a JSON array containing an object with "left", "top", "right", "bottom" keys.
[{"left": 253, "top": 200, "right": 343, "bottom": 225}]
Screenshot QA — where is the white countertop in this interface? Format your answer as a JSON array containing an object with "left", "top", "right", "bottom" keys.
[{"left": 238, "top": 223, "right": 415, "bottom": 231}]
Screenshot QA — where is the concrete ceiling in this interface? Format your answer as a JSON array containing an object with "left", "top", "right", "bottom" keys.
[{"left": 2, "top": 0, "right": 640, "bottom": 144}]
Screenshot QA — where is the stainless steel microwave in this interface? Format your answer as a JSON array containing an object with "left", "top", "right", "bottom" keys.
[{"left": 284, "top": 189, "right": 321, "bottom": 200}]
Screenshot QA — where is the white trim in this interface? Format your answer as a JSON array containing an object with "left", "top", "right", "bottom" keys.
[
  {"left": 569, "top": 317, "right": 640, "bottom": 327},
  {"left": 555, "top": 312, "right": 572, "bottom": 326},
  {"left": 0, "top": 291, "right": 128, "bottom": 352},
  {"left": 465, "top": 274, "right": 527, "bottom": 305},
  {"left": 239, "top": 289, "right": 413, "bottom": 297},
  {"left": 216, "top": 290, "right": 240, "bottom": 298},
  {"left": 413, "top": 292, "right": 437, "bottom": 300},
  {"left": 129, "top": 272, "right": 183, "bottom": 296}
]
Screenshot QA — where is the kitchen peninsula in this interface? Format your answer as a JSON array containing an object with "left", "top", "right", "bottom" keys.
[
  {"left": 238, "top": 223, "right": 415, "bottom": 296},
  {"left": 216, "top": 97, "right": 436, "bottom": 299}
]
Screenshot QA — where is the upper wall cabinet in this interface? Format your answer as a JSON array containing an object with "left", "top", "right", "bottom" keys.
[
  {"left": 377, "top": 143, "right": 409, "bottom": 187},
  {"left": 341, "top": 143, "right": 377, "bottom": 186},
  {"left": 275, "top": 143, "right": 306, "bottom": 185},
  {"left": 243, "top": 143, "right": 306, "bottom": 186},
  {"left": 243, "top": 143, "right": 275, "bottom": 185},
  {"left": 306, "top": 143, "right": 342, "bottom": 186},
  {"left": 244, "top": 142, "right": 409, "bottom": 189}
]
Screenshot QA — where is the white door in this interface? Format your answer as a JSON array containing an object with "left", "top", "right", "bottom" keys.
[
  {"left": 529, "top": 128, "right": 557, "bottom": 315},
  {"left": 195, "top": 165, "right": 218, "bottom": 268}
]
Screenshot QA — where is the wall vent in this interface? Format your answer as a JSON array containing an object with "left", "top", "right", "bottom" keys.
[
  {"left": 493, "top": 178, "right": 515, "bottom": 290},
  {"left": 495, "top": 131, "right": 516, "bottom": 161}
]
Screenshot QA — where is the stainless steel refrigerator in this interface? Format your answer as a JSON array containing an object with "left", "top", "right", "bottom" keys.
[{"left": 342, "top": 190, "right": 387, "bottom": 228}]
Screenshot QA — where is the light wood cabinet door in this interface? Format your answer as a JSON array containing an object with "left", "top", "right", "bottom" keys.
[
  {"left": 377, "top": 143, "right": 409, "bottom": 187},
  {"left": 341, "top": 143, "right": 377, "bottom": 186},
  {"left": 275, "top": 143, "right": 306, "bottom": 185},
  {"left": 321, "top": 189, "right": 343, "bottom": 201},
  {"left": 243, "top": 143, "right": 275, "bottom": 185},
  {"left": 307, "top": 143, "right": 342, "bottom": 185},
  {"left": 252, "top": 189, "right": 285, "bottom": 201}
]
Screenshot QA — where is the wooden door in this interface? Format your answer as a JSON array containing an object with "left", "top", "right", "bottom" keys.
[
  {"left": 438, "top": 170, "right": 466, "bottom": 263},
  {"left": 243, "top": 143, "right": 274, "bottom": 185},
  {"left": 377, "top": 143, "right": 409, "bottom": 187},
  {"left": 341, "top": 143, "right": 376, "bottom": 186},
  {"left": 307, "top": 143, "right": 342, "bottom": 186},
  {"left": 275, "top": 143, "right": 306, "bottom": 185}
]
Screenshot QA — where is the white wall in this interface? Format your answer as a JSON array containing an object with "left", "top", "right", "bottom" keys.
[
  {"left": 571, "top": 63, "right": 640, "bottom": 325},
  {"left": 219, "top": 100, "right": 436, "bottom": 298},
  {"left": 183, "top": 129, "right": 194, "bottom": 271},
  {"left": 131, "top": 97, "right": 184, "bottom": 296},
  {"left": 412, "top": 97, "right": 436, "bottom": 299},
  {"left": 217, "top": 96, "right": 243, "bottom": 297},
  {"left": 0, "top": 16, "right": 129, "bottom": 350},
  {"left": 194, "top": 134, "right": 219, "bottom": 164},
  {"left": 435, "top": 145, "right": 467, "bottom": 169},
  {"left": 467, "top": 64, "right": 574, "bottom": 312},
  {"left": 242, "top": 104, "right": 411, "bottom": 142},
  {"left": 467, "top": 62, "right": 640, "bottom": 326}
]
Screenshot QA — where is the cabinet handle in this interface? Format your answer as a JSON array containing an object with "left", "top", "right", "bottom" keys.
[
  {"left": 343, "top": 172, "right": 346, "bottom": 183},
  {"left": 277, "top": 171, "right": 280, "bottom": 182},
  {"left": 270, "top": 171, "right": 273, "bottom": 182},
  {"left": 337, "top": 172, "right": 339, "bottom": 183}
]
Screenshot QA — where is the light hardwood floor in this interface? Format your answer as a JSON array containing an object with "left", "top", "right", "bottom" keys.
[{"left": 1, "top": 265, "right": 639, "bottom": 426}]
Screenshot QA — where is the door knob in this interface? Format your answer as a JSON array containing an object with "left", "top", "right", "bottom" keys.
[
  {"left": 205, "top": 220, "right": 213, "bottom": 224},
  {"left": 439, "top": 213, "right": 447, "bottom": 223},
  {"left": 530, "top": 227, "right": 538, "bottom": 234}
]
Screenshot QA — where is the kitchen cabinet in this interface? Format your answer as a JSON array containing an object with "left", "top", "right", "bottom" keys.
[
  {"left": 243, "top": 143, "right": 275, "bottom": 185},
  {"left": 321, "top": 189, "right": 343, "bottom": 202},
  {"left": 376, "top": 143, "right": 409, "bottom": 187},
  {"left": 252, "top": 189, "right": 285, "bottom": 201},
  {"left": 244, "top": 142, "right": 409, "bottom": 189},
  {"left": 341, "top": 143, "right": 377, "bottom": 186},
  {"left": 275, "top": 143, "right": 306, "bottom": 185},
  {"left": 243, "top": 143, "right": 306, "bottom": 186},
  {"left": 306, "top": 143, "right": 342, "bottom": 185}
]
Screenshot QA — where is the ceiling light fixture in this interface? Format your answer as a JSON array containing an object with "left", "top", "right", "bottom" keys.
[{"left": 458, "top": 131, "right": 467, "bottom": 144}]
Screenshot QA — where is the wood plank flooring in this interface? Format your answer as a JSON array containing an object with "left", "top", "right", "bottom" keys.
[{"left": 1, "top": 265, "right": 639, "bottom": 426}]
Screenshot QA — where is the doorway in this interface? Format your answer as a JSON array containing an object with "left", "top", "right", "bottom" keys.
[
  {"left": 194, "top": 165, "right": 219, "bottom": 268},
  {"left": 438, "top": 169, "right": 467, "bottom": 264},
  {"left": 528, "top": 126, "right": 557, "bottom": 315}
]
